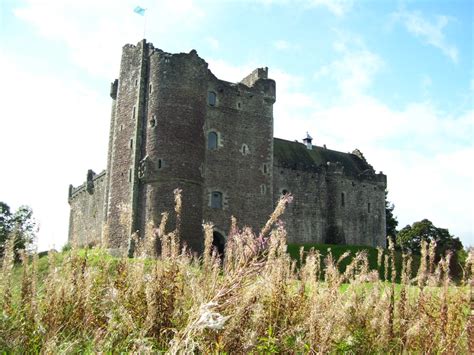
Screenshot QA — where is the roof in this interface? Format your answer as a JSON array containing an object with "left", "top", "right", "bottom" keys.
[{"left": 273, "top": 138, "right": 374, "bottom": 177}]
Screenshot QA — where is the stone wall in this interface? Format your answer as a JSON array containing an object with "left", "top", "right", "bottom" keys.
[
  {"left": 273, "top": 139, "right": 387, "bottom": 247},
  {"left": 68, "top": 170, "right": 106, "bottom": 247},
  {"left": 202, "top": 70, "right": 275, "bottom": 237}
]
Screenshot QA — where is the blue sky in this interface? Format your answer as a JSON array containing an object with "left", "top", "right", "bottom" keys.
[{"left": 0, "top": 0, "right": 472, "bottom": 250}]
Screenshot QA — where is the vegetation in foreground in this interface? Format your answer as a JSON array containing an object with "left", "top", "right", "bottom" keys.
[{"left": 1, "top": 191, "right": 473, "bottom": 353}]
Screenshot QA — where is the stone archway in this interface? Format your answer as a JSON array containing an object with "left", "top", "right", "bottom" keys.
[{"left": 212, "top": 231, "right": 226, "bottom": 256}]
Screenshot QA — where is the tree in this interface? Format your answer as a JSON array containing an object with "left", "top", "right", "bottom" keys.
[
  {"left": 385, "top": 190, "right": 398, "bottom": 239},
  {"left": 0, "top": 202, "right": 37, "bottom": 259},
  {"left": 397, "top": 219, "right": 462, "bottom": 256},
  {"left": 397, "top": 219, "right": 464, "bottom": 277}
]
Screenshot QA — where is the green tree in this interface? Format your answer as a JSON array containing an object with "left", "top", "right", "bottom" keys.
[
  {"left": 0, "top": 202, "right": 37, "bottom": 258},
  {"left": 397, "top": 219, "right": 463, "bottom": 276},
  {"left": 385, "top": 190, "right": 398, "bottom": 239}
]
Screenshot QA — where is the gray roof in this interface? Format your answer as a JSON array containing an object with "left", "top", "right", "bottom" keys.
[{"left": 273, "top": 138, "right": 374, "bottom": 177}]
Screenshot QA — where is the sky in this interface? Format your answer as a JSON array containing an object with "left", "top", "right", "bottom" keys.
[{"left": 0, "top": 0, "right": 472, "bottom": 251}]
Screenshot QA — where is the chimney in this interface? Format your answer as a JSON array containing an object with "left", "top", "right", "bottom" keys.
[{"left": 303, "top": 132, "right": 313, "bottom": 150}]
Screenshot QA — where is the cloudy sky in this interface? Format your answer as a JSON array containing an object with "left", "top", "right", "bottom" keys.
[{"left": 0, "top": 0, "right": 472, "bottom": 250}]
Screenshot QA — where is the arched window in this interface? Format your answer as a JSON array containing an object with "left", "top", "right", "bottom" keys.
[
  {"left": 211, "top": 191, "right": 223, "bottom": 209},
  {"left": 208, "top": 131, "right": 218, "bottom": 150},
  {"left": 208, "top": 91, "right": 217, "bottom": 106}
]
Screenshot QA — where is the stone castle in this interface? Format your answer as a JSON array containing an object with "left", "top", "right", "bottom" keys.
[{"left": 68, "top": 39, "right": 387, "bottom": 253}]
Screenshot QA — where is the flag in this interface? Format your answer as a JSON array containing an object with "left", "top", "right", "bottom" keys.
[{"left": 134, "top": 6, "right": 146, "bottom": 16}]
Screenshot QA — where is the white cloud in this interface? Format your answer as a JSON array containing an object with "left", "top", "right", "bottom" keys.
[
  {"left": 206, "top": 37, "right": 220, "bottom": 50},
  {"left": 393, "top": 9, "right": 459, "bottom": 63},
  {"left": 273, "top": 40, "right": 290, "bottom": 50},
  {"left": 314, "top": 34, "right": 384, "bottom": 98},
  {"left": 14, "top": 0, "right": 206, "bottom": 78},
  {"left": 257, "top": 0, "right": 353, "bottom": 16},
  {"left": 0, "top": 54, "right": 110, "bottom": 251}
]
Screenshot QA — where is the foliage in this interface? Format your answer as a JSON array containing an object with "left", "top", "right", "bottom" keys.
[
  {"left": 0, "top": 202, "right": 37, "bottom": 259},
  {"left": 397, "top": 219, "right": 463, "bottom": 255},
  {"left": 0, "top": 192, "right": 472, "bottom": 353},
  {"left": 385, "top": 190, "right": 398, "bottom": 240},
  {"left": 397, "top": 219, "right": 464, "bottom": 279}
]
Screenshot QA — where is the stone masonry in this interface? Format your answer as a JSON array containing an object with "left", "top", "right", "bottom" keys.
[{"left": 68, "top": 39, "right": 387, "bottom": 252}]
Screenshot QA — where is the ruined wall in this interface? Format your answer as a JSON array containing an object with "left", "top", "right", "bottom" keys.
[
  {"left": 202, "top": 68, "right": 275, "bottom": 236},
  {"left": 68, "top": 170, "right": 106, "bottom": 247}
]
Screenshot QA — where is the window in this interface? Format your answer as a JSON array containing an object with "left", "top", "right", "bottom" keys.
[
  {"left": 263, "top": 164, "right": 268, "bottom": 174},
  {"left": 150, "top": 115, "right": 156, "bottom": 127},
  {"left": 240, "top": 144, "right": 249, "bottom": 156},
  {"left": 368, "top": 203, "right": 371, "bottom": 213},
  {"left": 341, "top": 192, "right": 345, "bottom": 207},
  {"left": 208, "top": 131, "right": 218, "bottom": 150},
  {"left": 130, "top": 139, "right": 133, "bottom": 149},
  {"left": 260, "top": 184, "right": 266, "bottom": 195},
  {"left": 149, "top": 83, "right": 153, "bottom": 93},
  {"left": 132, "top": 106, "right": 136, "bottom": 119},
  {"left": 282, "top": 189, "right": 288, "bottom": 195},
  {"left": 128, "top": 169, "right": 132, "bottom": 182},
  {"left": 157, "top": 159, "right": 162, "bottom": 169},
  {"left": 211, "top": 191, "right": 222, "bottom": 209},
  {"left": 134, "top": 79, "right": 138, "bottom": 87},
  {"left": 208, "top": 91, "right": 217, "bottom": 106}
]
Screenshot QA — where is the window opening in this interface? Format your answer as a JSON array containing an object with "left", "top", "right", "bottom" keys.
[
  {"left": 341, "top": 192, "right": 345, "bottom": 207},
  {"left": 282, "top": 189, "right": 288, "bottom": 195},
  {"left": 261, "top": 184, "right": 266, "bottom": 195},
  {"left": 130, "top": 139, "right": 133, "bottom": 149},
  {"left": 157, "top": 159, "right": 162, "bottom": 169},
  {"left": 128, "top": 169, "right": 132, "bottom": 182},
  {"left": 211, "top": 191, "right": 223, "bottom": 209},
  {"left": 208, "top": 91, "right": 217, "bottom": 106},
  {"left": 132, "top": 106, "right": 136, "bottom": 118},
  {"left": 263, "top": 164, "right": 268, "bottom": 174},
  {"left": 149, "top": 83, "right": 153, "bottom": 93},
  {"left": 208, "top": 131, "right": 218, "bottom": 150},
  {"left": 150, "top": 116, "right": 156, "bottom": 127}
]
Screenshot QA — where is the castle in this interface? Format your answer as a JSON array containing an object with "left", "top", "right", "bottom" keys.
[{"left": 68, "top": 39, "right": 387, "bottom": 253}]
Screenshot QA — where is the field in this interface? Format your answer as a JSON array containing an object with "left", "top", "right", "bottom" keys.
[{"left": 1, "top": 194, "right": 473, "bottom": 353}]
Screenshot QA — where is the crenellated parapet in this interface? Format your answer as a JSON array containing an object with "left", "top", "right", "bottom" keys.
[{"left": 68, "top": 170, "right": 107, "bottom": 202}]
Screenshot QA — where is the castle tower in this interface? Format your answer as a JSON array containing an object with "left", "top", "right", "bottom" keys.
[{"left": 104, "top": 40, "right": 209, "bottom": 251}]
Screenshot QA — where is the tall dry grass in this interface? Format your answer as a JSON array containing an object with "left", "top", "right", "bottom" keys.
[{"left": 0, "top": 191, "right": 472, "bottom": 353}]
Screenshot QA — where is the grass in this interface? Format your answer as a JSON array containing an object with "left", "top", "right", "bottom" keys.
[{"left": 1, "top": 191, "right": 473, "bottom": 353}]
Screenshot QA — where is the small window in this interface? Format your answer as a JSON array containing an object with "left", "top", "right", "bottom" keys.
[
  {"left": 132, "top": 106, "right": 136, "bottom": 118},
  {"left": 134, "top": 79, "right": 138, "bottom": 87},
  {"left": 208, "top": 91, "right": 217, "bottom": 106},
  {"left": 157, "top": 159, "right": 162, "bottom": 169},
  {"left": 149, "top": 83, "right": 153, "bottom": 93},
  {"left": 368, "top": 203, "right": 371, "bottom": 213},
  {"left": 208, "top": 131, "right": 218, "bottom": 150},
  {"left": 120, "top": 124, "right": 124, "bottom": 131},
  {"left": 237, "top": 102, "right": 242, "bottom": 109},
  {"left": 150, "top": 115, "right": 156, "bottom": 127},
  {"left": 240, "top": 144, "right": 249, "bottom": 156},
  {"left": 211, "top": 191, "right": 222, "bottom": 209},
  {"left": 260, "top": 184, "right": 266, "bottom": 195},
  {"left": 282, "top": 189, "right": 288, "bottom": 196},
  {"left": 130, "top": 139, "right": 133, "bottom": 149},
  {"left": 341, "top": 192, "right": 345, "bottom": 207},
  {"left": 263, "top": 164, "right": 268, "bottom": 174},
  {"left": 128, "top": 169, "right": 132, "bottom": 182}
]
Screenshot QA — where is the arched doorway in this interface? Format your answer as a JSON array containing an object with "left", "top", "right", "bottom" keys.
[{"left": 212, "top": 231, "right": 226, "bottom": 257}]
